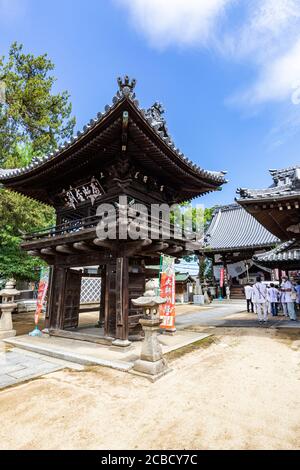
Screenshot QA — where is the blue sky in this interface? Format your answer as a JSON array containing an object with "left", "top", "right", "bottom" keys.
[{"left": 1, "top": 0, "right": 300, "bottom": 207}]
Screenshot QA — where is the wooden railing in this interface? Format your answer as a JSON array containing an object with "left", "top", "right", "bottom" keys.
[
  {"left": 22, "top": 215, "right": 102, "bottom": 241},
  {"left": 22, "top": 210, "right": 201, "bottom": 243}
]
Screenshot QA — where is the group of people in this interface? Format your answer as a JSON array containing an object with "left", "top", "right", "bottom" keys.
[{"left": 244, "top": 276, "right": 300, "bottom": 323}]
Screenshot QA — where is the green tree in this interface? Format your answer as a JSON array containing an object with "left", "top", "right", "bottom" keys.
[
  {"left": 181, "top": 206, "right": 215, "bottom": 279},
  {"left": 0, "top": 189, "right": 55, "bottom": 281},
  {"left": 0, "top": 42, "right": 75, "bottom": 167},
  {"left": 0, "top": 43, "right": 75, "bottom": 281}
]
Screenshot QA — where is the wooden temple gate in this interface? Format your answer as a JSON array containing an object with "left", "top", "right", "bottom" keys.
[{"left": 0, "top": 76, "right": 226, "bottom": 345}]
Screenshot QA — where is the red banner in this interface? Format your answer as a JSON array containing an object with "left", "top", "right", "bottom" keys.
[
  {"left": 159, "top": 256, "right": 176, "bottom": 331},
  {"left": 34, "top": 268, "right": 49, "bottom": 325},
  {"left": 220, "top": 268, "right": 224, "bottom": 288}
]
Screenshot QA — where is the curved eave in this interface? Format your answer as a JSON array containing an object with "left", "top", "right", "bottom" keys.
[
  {"left": 0, "top": 94, "right": 226, "bottom": 192},
  {"left": 200, "top": 241, "right": 277, "bottom": 254}
]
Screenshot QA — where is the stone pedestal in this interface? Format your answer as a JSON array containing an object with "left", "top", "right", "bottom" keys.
[
  {"left": 0, "top": 280, "right": 19, "bottom": 340},
  {"left": 193, "top": 294, "right": 205, "bottom": 305},
  {"left": 134, "top": 318, "right": 167, "bottom": 378},
  {"left": 0, "top": 304, "right": 17, "bottom": 339},
  {"left": 110, "top": 338, "right": 133, "bottom": 353}
]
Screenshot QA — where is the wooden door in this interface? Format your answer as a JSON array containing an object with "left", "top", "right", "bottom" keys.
[{"left": 63, "top": 269, "right": 82, "bottom": 329}]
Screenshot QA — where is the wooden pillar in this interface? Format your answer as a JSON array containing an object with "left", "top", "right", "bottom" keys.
[
  {"left": 47, "top": 266, "right": 68, "bottom": 330},
  {"left": 104, "top": 262, "right": 113, "bottom": 336},
  {"left": 115, "top": 256, "right": 129, "bottom": 341},
  {"left": 98, "top": 266, "right": 106, "bottom": 328},
  {"left": 45, "top": 266, "right": 53, "bottom": 329},
  {"left": 222, "top": 254, "right": 228, "bottom": 298}
]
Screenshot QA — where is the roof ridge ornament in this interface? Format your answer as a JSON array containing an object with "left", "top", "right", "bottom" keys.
[{"left": 117, "top": 75, "right": 137, "bottom": 98}]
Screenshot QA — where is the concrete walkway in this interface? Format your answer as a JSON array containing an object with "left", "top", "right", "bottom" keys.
[
  {"left": 176, "top": 301, "right": 246, "bottom": 328},
  {"left": 3, "top": 329, "right": 211, "bottom": 377},
  {"left": 0, "top": 344, "right": 83, "bottom": 390},
  {"left": 177, "top": 301, "right": 300, "bottom": 329}
]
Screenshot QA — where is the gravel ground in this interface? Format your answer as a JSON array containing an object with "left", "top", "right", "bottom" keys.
[{"left": 0, "top": 326, "right": 299, "bottom": 450}]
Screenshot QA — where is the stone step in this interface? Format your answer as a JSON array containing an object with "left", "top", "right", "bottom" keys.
[{"left": 3, "top": 337, "right": 133, "bottom": 372}]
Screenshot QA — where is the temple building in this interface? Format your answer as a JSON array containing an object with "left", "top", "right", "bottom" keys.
[
  {"left": 237, "top": 166, "right": 300, "bottom": 276},
  {"left": 201, "top": 203, "right": 279, "bottom": 297},
  {"left": 0, "top": 76, "right": 226, "bottom": 347}
]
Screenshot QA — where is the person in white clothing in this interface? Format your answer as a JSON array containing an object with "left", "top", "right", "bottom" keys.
[
  {"left": 281, "top": 276, "right": 297, "bottom": 321},
  {"left": 244, "top": 284, "right": 254, "bottom": 313},
  {"left": 252, "top": 276, "right": 268, "bottom": 323},
  {"left": 267, "top": 283, "right": 279, "bottom": 317}
]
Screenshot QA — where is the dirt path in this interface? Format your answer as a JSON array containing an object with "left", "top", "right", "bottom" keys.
[{"left": 0, "top": 327, "right": 299, "bottom": 450}]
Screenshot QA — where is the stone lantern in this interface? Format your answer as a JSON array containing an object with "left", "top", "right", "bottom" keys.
[
  {"left": 0, "top": 279, "right": 20, "bottom": 339},
  {"left": 202, "top": 280, "right": 210, "bottom": 304},
  {"left": 131, "top": 279, "right": 170, "bottom": 381}
]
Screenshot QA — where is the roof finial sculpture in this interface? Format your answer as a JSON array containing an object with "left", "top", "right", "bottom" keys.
[
  {"left": 145, "top": 101, "right": 170, "bottom": 139},
  {"left": 117, "top": 75, "right": 137, "bottom": 97}
]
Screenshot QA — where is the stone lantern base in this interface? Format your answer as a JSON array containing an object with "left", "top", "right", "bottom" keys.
[
  {"left": 0, "top": 329, "right": 16, "bottom": 340},
  {"left": 0, "top": 306, "right": 17, "bottom": 339},
  {"left": 132, "top": 318, "right": 171, "bottom": 382}
]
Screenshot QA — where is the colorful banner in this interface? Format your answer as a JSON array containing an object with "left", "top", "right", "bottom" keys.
[
  {"left": 159, "top": 255, "right": 176, "bottom": 331},
  {"left": 34, "top": 267, "right": 49, "bottom": 326},
  {"left": 220, "top": 267, "right": 224, "bottom": 288}
]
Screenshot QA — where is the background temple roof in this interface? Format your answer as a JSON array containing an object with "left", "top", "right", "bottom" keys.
[
  {"left": 204, "top": 203, "right": 279, "bottom": 252},
  {"left": 253, "top": 239, "right": 300, "bottom": 268},
  {"left": 237, "top": 165, "right": 300, "bottom": 201}
]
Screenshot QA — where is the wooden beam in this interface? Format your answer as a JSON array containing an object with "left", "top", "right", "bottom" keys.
[
  {"left": 165, "top": 245, "right": 183, "bottom": 255},
  {"left": 142, "top": 242, "right": 169, "bottom": 253},
  {"left": 41, "top": 248, "right": 56, "bottom": 256},
  {"left": 124, "top": 239, "right": 152, "bottom": 257},
  {"left": 56, "top": 245, "right": 76, "bottom": 255},
  {"left": 184, "top": 241, "right": 203, "bottom": 251},
  {"left": 93, "top": 238, "right": 116, "bottom": 251},
  {"left": 27, "top": 250, "right": 40, "bottom": 257},
  {"left": 73, "top": 241, "right": 98, "bottom": 252}
]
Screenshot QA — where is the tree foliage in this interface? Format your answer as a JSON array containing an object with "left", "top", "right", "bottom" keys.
[
  {"left": 182, "top": 206, "right": 215, "bottom": 279},
  {"left": 0, "top": 189, "right": 55, "bottom": 281},
  {"left": 0, "top": 43, "right": 74, "bottom": 281},
  {"left": 0, "top": 42, "right": 75, "bottom": 167}
]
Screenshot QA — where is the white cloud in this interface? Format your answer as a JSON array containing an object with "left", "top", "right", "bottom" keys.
[
  {"left": 116, "top": 0, "right": 300, "bottom": 107},
  {"left": 231, "top": 37, "right": 300, "bottom": 105},
  {"left": 116, "top": 0, "right": 235, "bottom": 48},
  {"left": 222, "top": 0, "right": 300, "bottom": 60},
  {"left": 224, "top": 0, "right": 300, "bottom": 105}
]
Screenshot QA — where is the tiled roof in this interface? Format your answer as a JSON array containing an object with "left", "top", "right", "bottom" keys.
[
  {"left": 237, "top": 165, "right": 300, "bottom": 200},
  {"left": 175, "top": 272, "right": 195, "bottom": 282},
  {"left": 253, "top": 239, "right": 300, "bottom": 264},
  {"left": 0, "top": 168, "right": 17, "bottom": 177},
  {"left": 203, "top": 203, "right": 279, "bottom": 251},
  {"left": 0, "top": 76, "right": 227, "bottom": 185}
]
